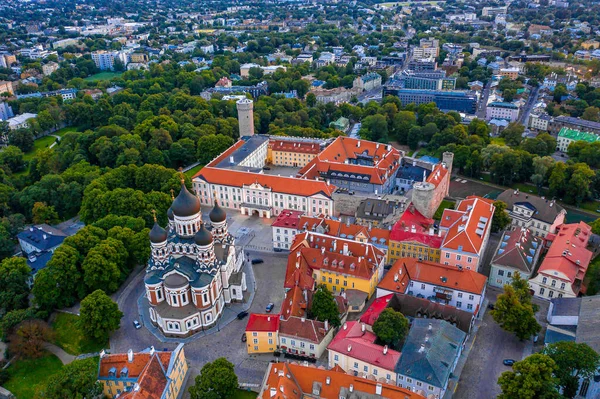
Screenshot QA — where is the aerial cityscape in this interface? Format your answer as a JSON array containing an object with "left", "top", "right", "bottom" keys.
[{"left": 1, "top": 0, "right": 600, "bottom": 398}]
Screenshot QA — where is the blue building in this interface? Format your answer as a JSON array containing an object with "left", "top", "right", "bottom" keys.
[
  {"left": 386, "top": 88, "right": 477, "bottom": 114},
  {"left": 17, "top": 224, "right": 68, "bottom": 284}
]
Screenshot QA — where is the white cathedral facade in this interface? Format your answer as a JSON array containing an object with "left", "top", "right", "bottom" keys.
[{"left": 144, "top": 181, "right": 247, "bottom": 337}]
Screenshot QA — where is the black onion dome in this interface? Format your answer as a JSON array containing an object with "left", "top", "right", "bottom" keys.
[
  {"left": 194, "top": 222, "right": 213, "bottom": 246},
  {"left": 149, "top": 222, "right": 168, "bottom": 243},
  {"left": 209, "top": 200, "right": 227, "bottom": 223},
  {"left": 167, "top": 207, "right": 174, "bottom": 220},
  {"left": 171, "top": 182, "right": 201, "bottom": 217}
]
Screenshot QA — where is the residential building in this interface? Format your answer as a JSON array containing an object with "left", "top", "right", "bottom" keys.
[
  {"left": 581, "top": 40, "right": 600, "bottom": 50},
  {"left": 396, "top": 319, "right": 466, "bottom": 398},
  {"left": 315, "top": 52, "right": 336, "bottom": 68},
  {"left": 529, "top": 113, "right": 551, "bottom": 131},
  {"left": 245, "top": 314, "right": 279, "bottom": 354},
  {"left": 130, "top": 53, "right": 149, "bottom": 63},
  {"left": 489, "top": 227, "right": 542, "bottom": 288},
  {"left": 528, "top": 24, "right": 553, "bottom": 35},
  {"left": 388, "top": 204, "right": 444, "bottom": 264},
  {"left": 145, "top": 187, "right": 247, "bottom": 337},
  {"left": 390, "top": 89, "right": 477, "bottom": 114},
  {"left": 272, "top": 209, "right": 303, "bottom": 250},
  {"left": 279, "top": 316, "right": 334, "bottom": 359},
  {"left": 298, "top": 136, "right": 402, "bottom": 195},
  {"left": 377, "top": 257, "right": 487, "bottom": 314},
  {"left": 529, "top": 222, "right": 592, "bottom": 300},
  {"left": 419, "top": 37, "right": 440, "bottom": 54},
  {"left": 0, "top": 102, "right": 13, "bottom": 121},
  {"left": 311, "top": 86, "right": 357, "bottom": 105},
  {"left": 499, "top": 68, "right": 519, "bottom": 80},
  {"left": 0, "top": 81, "right": 14, "bottom": 95},
  {"left": 412, "top": 46, "right": 439, "bottom": 59},
  {"left": 52, "top": 38, "right": 80, "bottom": 49},
  {"left": 355, "top": 198, "right": 404, "bottom": 227},
  {"left": 392, "top": 70, "right": 448, "bottom": 91},
  {"left": 236, "top": 98, "right": 254, "bottom": 137},
  {"left": 496, "top": 189, "right": 566, "bottom": 237},
  {"left": 240, "top": 63, "right": 286, "bottom": 78},
  {"left": 92, "top": 50, "right": 119, "bottom": 70},
  {"left": 7, "top": 113, "right": 37, "bottom": 130},
  {"left": 542, "top": 73, "right": 579, "bottom": 92},
  {"left": 556, "top": 127, "right": 600, "bottom": 152},
  {"left": 293, "top": 53, "right": 314, "bottom": 65},
  {"left": 544, "top": 296, "right": 600, "bottom": 399},
  {"left": 353, "top": 72, "right": 382, "bottom": 91},
  {"left": 257, "top": 362, "right": 420, "bottom": 399},
  {"left": 482, "top": 5, "right": 509, "bottom": 16},
  {"left": 361, "top": 293, "right": 475, "bottom": 334},
  {"left": 97, "top": 344, "right": 188, "bottom": 399},
  {"left": 328, "top": 321, "right": 401, "bottom": 383},
  {"left": 286, "top": 230, "right": 387, "bottom": 298},
  {"left": 486, "top": 102, "right": 520, "bottom": 122},
  {"left": 549, "top": 116, "right": 600, "bottom": 136},
  {"left": 42, "top": 61, "right": 59, "bottom": 76},
  {"left": 18, "top": 224, "right": 69, "bottom": 283},
  {"left": 267, "top": 137, "right": 323, "bottom": 168},
  {"left": 439, "top": 196, "right": 495, "bottom": 271},
  {"left": 406, "top": 58, "right": 438, "bottom": 72}
]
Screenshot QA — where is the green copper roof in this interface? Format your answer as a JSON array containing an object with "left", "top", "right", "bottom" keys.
[{"left": 558, "top": 127, "right": 600, "bottom": 143}]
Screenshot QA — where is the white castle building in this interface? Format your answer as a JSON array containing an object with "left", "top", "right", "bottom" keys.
[{"left": 144, "top": 180, "right": 247, "bottom": 337}]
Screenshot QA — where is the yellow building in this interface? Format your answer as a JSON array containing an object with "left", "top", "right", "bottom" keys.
[
  {"left": 267, "top": 139, "right": 321, "bottom": 167},
  {"left": 388, "top": 240, "right": 441, "bottom": 263},
  {"left": 245, "top": 314, "right": 280, "bottom": 354},
  {"left": 582, "top": 40, "right": 600, "bottom": 50},
  {"left": 98, "top": 344, "right": 188, "bottom": 399},
  {"left": 130, "top": 53, "right": 149, "bottom": 63}
]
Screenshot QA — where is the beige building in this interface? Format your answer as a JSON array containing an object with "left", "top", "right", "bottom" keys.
[
  {"left": 42, "top": 61, "right": 59, "bottom": 76},
  {"left": 279, "top": 316, "right": 334, "bottom": 359},
  {"left": 267, "top": 138, "right": 322, "bottom": 168},
  {"left": 130, "top": 53, "right": 149, "bottom": 63},
  {"left": 0, "top": 81, "right": 14, "bottom": 95},
  {"left": 499, "top": 68, "right": 519, "bottom": 80}
]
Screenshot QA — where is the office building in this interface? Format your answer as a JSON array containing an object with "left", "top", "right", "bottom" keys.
[
  {"left": 486, "top": 102, "right": 520, "bottom": 122},
  {"left": 392, "top": 89, "right": 477, "bottom": 114}
]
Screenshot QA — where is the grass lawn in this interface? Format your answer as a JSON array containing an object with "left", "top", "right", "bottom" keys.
[
  {"left": 84, "top": 71, "right": 123, "bottom": 82},
  {"left": 23, "top": 135, "right": 57, "bottom": 161},
  {"left": 433, "top": 199, "right": 455, "bottom": 220},
  {"left": 3, "top": 352, "right": 63, "bottom": 399},
  {"left": 232, "top": 390, "right": 258, "bottom": 399},
  {"left": 491, "top": 137, "right": 506, "bottom": 145},
  {"left": 52, "top": 312, "right": 107, "bottom": 355},
  {"left": 54, "top": 126, "right": 77, "bottom": 138},
  {"left": 185, "top": 164, "right": 203, "bottom": 178}
]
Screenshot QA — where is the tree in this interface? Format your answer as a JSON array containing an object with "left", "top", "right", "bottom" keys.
[
  {"left": 491, "top": 273, "right": 541, "bottom": 340},
  {"left": 309, "top": 284, "right": 341, "bottom": 327},
  {"left": 32, "top": 201, "right": 60, "bottom": 224},
  {"left": 189, "top": 358, "right": 238, "bottom": 399},
  {"left": 78, "top": 289, "right": 123, "bottom": 342},
  {"left": 40, "top": 357, "right": 103, "bottom": 399},
  {"left": 500, "top": 123, "right": 525, "bottom": 147},
  {"left": 549, "top": 162, "right": 567, "bottom": 198},
  {"left": 359, "top": 114, "right": 388, "bottom": 143},
  {"left": 9, "top": 319, "right": 54, "bottom": 359},
  {"left": 542, "top": 341, "right": 600, "bottom": 399},
  {"left": 491, "top": 201, "right": 511, "bottom": 232},
  {"left": 553, "top": 84, "right": 568, "bottom": 103},
  {"left": 196, "top": 134, "right": 235, "bottom": 165},
  {"left": 582, "top": 106, "right": 600, "bottom": 122},
  {"left": 0, "top": 257, "right": 31, "bottom": 314},
  {"left": 498, "top": 354, "right": 560, "bottom": 399},
  {"left": 0, "top": 145, "right": 25, "bottom": 173},
  {"left": 372, "top": 308, "right": 409, "bottom": 347},
  {"left": 306, "top": 92, "right": 317, "bottom": 107},
  {"left": 8, "top": 129, "right": 34, "bottom": 152}
]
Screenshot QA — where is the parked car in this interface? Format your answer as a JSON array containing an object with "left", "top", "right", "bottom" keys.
[
  {"left": 263, "top": 166, "right": 271, "bottom": 170},
  {"left": 241, "top": 333, "right": 247, "bottom": 342},
  {"left": 488, "top": 302, "right": 495, "bottom": 310},
  {"left": 266, "top": 303, "right": 275, "bottom": 312},
  {"left": 133, "top": 320, "right": 142, "bottom": 329},
  {"left": 503, "top": 359, "right": 515, "bottom": 366},
  {"left": 237, "top": 311, "right": 249, "bottom": 320},
  {"left": 251, "top": 258, "right": 264, "bottom": 265},
  {"left": 274, "top": 248, "right": 283, "bottom": 252}
]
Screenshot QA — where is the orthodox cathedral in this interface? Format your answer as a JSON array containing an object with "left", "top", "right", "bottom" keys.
[{"left": 144, "top": 180, "right": 247, "bottom": 337}]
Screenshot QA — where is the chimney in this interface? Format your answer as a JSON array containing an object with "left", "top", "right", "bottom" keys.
[
  {"left": 301, "top": 316, "right": 305, "bottom": 322},
  {"left": 357, "top": 140, "right": 361, "bottom": 148},
  {"left": 428, "top": 323, "right": 433, "bottom": 331},
  {"left": 43, "top": 234, "right": 47, "bottom": 240},
  {"left": 149, "top": 346, "right": 155, "bottom": 356},
  {"left": 100, "top": 349, "right": 106, "bottom": 358},
  {"left": 343, "top": 323, "right": 348, "bottom": 330},
  {"left": 333, "top": 240, "right": 337, "bottom": 252},
  {"left": 326, "top": 377, "right": 331, "bottom": 385},
  {"left": 343, "top": 243, "right": 348, "bottom": 255},
  {"left": 361, "top": 323, "right": 366, "bottom": 333},
  {"left": 127, "top": 349, "right": 134, "bottom": 363},
  {"left": 325, "top": 320, "right": 329, "bottom": 330},
  {"left": 394, "top": 273, "right": 399, "bottom": 282},
  {"left": 268, "top": 316, "right": 271, "bottom": 322},
  {"left": 321, "top": 247, "right": 325, "bottom": 255},
  {"left": 383, "top": 345, "right": 388, "bottom": 355},
  {"left": 376, "top": 383, "right": 382, "bottom": 395},
  {"left": 230, "top": 156, "right": 235, "bottom": 164},
  {"left": 347, "top": 345, "right": 352, "bottom": 352},
  {"left": 349, "top": 384, "right": 354, "bottom": 393}
]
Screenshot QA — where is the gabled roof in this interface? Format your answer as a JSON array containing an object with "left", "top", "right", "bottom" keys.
[
  {"left": 298, "top": 216, "right": 390, "bottom": 246},
  {"left": 272, "top": 210, "right": 303, "bottom": 229},
  {"left": 390, "top": 205, "right": 444, "bottom": 248},
  {"left": 17, "top": 224, "right": 67, "bottom": 252},
  {"left": 379, "top": 257, "right": 487, "bottom": 295},
  {"left": 492, "top": 227, "right": 541, "bottom": 273},
  {"left": 328, "top": 321, "right": 401, "bottom": 371},
  {"left": 279, "top": 316, "right": 330, "bottom": 344},
  {"left": 496, "top": 189, "right": 565, "bottom": 224},
  {"left": 269, "top": 139, "right": 322, "bottom": 154},
  {"left": 246, "top": 314, "right": 280, "bottom": 332},
  {"left": 441, "top": 196, "right": 495, "bottom": 254}
]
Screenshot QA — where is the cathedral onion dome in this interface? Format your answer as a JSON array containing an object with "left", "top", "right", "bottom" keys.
[
  {"left": 149, "top": 222, "right": 168, "bottom": 243},
  {"left": 171, "top": 182, "right": 201, "bottom": 217},
  {"left": 194, "top": 222, "right": 213, "bottom": 246},
  {"left": 167, "top": 207, "right": 174, "bottom": 221},
  {"left": 209, "top": 199, "right": 227, "bottom": 223}
]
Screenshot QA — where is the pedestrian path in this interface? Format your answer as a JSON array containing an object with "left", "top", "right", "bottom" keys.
[{"left": 44, "top": 342, "right": 75, "bottom": 365}]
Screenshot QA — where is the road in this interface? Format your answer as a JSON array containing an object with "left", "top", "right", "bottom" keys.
[
  {"left": 476, "top": 81, "right": 492, "bottom": 119},
  {"left": 518, "top": 86, "right": 539, "bottom": 126},
  {"left": 357, "top": 86, "right": 382, "bottom": 104}
]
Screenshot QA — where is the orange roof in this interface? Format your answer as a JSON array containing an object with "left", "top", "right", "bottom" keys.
[
  {"left": 258, "top": 362, "right": 422, "bottom": 399},
  {"left": 379, "top": 257, "right": 487, "bottom": 295},
  {"left": 441, "top": 196, "right": 495, "bottom": 254},
  {"left": 269, "top": 139, "right": 322, "bottom": 154},
  {"left": 298, "top": 216, "right": 390, "bottom": 245},
  {"left": 279, "top": 316, "right": 330, "bottom": 343},
  {"left": 246, "top": 313, "right": 280, "bottom": 332},
  {"left": 194, "top": 167, "right": 335, "bottom": 198},
  {"left": 297, "top": 136, "right": 401, "bottom": 185},
  {"left": 427, "top": 163, "right": 449, "bottom": 188},
  {"left": 280, "top": 285, "right": 309, "bottom": 319}
]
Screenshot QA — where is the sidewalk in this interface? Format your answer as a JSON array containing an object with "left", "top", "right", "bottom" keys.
[{"left": 44, "top": 342, "right": 75, "bottom": 365}]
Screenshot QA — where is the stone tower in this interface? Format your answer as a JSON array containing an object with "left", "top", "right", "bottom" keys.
[
  {"left": 236, "top": 98, "right": 254, "bottom": 137},
  {"left": 411, "top": 181, "right": 436, "bottom": 219},
  {"left": 443, "top": 152, "right": 454, "bottom": 176}
]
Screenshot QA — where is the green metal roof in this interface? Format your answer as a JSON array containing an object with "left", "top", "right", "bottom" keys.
[{"left": 558, "top": 127, "right": 600, "bottom": 143}]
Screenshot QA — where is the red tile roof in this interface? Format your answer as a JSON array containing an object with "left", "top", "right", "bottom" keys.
[
  {"left": 427, "top": 163, "right": 449, "bottom": 188},
  {"left": 327, "top": 321, "right": 401, "bottom": 371},
  {"left": 538, "top": 222, "right": 592, "bottom": 288},
  {"left": 298, "top": 216, "right": 390, "bottom": 245},
  {"left": 279, "top": 316, "right": 330, "bottom": 344},
  {"left": 297, "top": 136, "right": 401, "bottom": 185},
  {"left": 246, "top": 314, "right": 280, "bottom": 332},
  {"left": 258, "top": 362, "right": 421, "bottom": 399},
  {"left": 441, "top": 196, "right": 495, "bottom": 254},
  {"left": 195, "top": 167, "right": 335, "bottom": 198},
  {"left": 378, "top": 257, "right": 487, "bottom": 295},
  {"left": 269, "top": 139, "right": 322, "bottom": 154},
  {"left": 271, "top": 209, "right": 303, "bottom": 229},
  {"left": 359, "top": 294, "right": 394, "bottom": 326},
  {"left": 280, "top": 285, "right": 310, "bottom": 319},
  {"left": 390, "top": 204, "right": 444, "bottom": 248}
]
